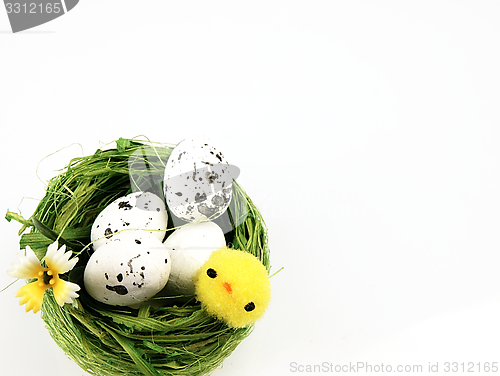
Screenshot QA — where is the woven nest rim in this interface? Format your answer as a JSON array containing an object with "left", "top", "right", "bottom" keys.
[{"left": 12, "top": 137, "right": 270, "bottom": 376}]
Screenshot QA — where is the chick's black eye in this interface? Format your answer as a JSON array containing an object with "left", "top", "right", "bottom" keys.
[
  {"left": 244, "top": 302, "right": 255, "bottom": 312},
  {"left": 207, "top": 268, "right": 217, "bottom": 278}
]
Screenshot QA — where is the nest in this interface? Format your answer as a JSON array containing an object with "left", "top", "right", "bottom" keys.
[{"left": 9, "top": 138, "right": 270, "bottom": 376}]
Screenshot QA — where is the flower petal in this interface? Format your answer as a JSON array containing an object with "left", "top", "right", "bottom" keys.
[
  {"left": 44, "top": 241, "right": 63, "bottom": 266},
  {"left": 52, "top": 279, "right": 80, "bottom": 306},
  {"left": 7, "top": 246, "right": 44, "bottom": 279},
  {"left": 44, "top": 241, "right": 79, "bottom": 275},
  {"left": 15, "top": 281, "right": 46, "bottom": 313}
]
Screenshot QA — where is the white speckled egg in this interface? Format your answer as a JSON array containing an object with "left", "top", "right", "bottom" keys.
[
  {"left": 158, "top": 221, "right": 226, "bottom": 297},
  {"left": 84, "top": 232, "right": 172, "bottom": 306},
  {"left": 163, "top": 136, "right": 233, "bottom": 222},
  {"left": 91, "top": 192, "right": 168, "bottom": 249}
]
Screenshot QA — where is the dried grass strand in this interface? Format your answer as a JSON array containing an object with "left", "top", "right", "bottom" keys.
[{"left": 9, "top": 138, "right": 270, "bottom": 376}]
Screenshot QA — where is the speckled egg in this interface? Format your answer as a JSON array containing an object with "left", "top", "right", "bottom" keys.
[
  {"left": 83, "top": 232, "right": 172, "bottom": 306},
  {"left": 163, "top": 136, "right": 233, "bottom": 222},
  {"left": 91, "top": 192, "right": 168, "bottom": 249},
  {"left": 160, "top": 221, "right": 226, "bottom": 297}
]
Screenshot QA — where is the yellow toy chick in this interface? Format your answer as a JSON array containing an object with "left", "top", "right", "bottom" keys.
[{"left": 194, "top": 247, "right": 271, "bottom": 328}]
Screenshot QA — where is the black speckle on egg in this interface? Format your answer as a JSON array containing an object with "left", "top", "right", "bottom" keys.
[
  {"left": 211, "top": 195, "right": 224, "bottom": 207},
  {"left": 104, "top": 228, "right": 113, "bottom": 239},
  {"left": 175, "top": 192, "right": 182, "bottom": 196},
  {"left": 165, "top": 259, "right": 168, "bottom": 264},
  {"left": 198, "top": 203, "right": 218, "bottom": 217},
  {"left": 104, "top": 273, "right": 109, "bottom": 280},
  {"left": 106, "top": 285, "right": 128, "bottom": 295},
  {"left": 118, "top": 201, "right": 133, "bottom": 210},
  {"left": 141, "top": 266, "right": 145, "bottom": 270},
  {"left": 244, "top": 302, "right": 255, "bottom": 312},
  {"left": 195, "top": 192, "right": 207, "bottom": 203},
  {"left": 117, "top": 273, "right": 123, "bottom": 282},
  {"left": 135, "top": 239, "right": 141, "bottom": 244}
]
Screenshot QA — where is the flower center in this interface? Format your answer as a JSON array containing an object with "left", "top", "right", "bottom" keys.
[
  {"left": 38, "top": 269, "right": 55, "bottom": 287},
  {"left": 42, "top": 270, "right": 53, "bottom": 285}
]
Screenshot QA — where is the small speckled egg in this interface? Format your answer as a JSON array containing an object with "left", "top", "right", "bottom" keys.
[
  {"left": 159, "top": 221, "right": 226, "bottom": 297},
  {"left": 83, "top": 232, "right": 172, "bottom": 306},
  {"left": 91, "top": 192, "right": 168, "bottom": 249},
  {"left": 163, "top": 136, "right": 233, "bottom": 222}
]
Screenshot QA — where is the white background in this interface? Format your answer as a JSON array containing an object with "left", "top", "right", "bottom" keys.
[{"left": 1, "top": 1, "right": 500, "bottom": 375}]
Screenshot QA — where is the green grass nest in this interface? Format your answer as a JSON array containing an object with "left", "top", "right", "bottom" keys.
[{"left": 7, "top": 137, "right": 271, "bottom": 376}]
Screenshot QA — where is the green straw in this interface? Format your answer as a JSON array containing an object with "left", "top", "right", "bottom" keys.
[{"left": 7, "top": 137, "right": 270, "bottom": 376}]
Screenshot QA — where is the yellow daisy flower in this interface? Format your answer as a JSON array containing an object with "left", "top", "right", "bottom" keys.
[{"left": 8, "top": 241, "right": 80, "bottom": 314}]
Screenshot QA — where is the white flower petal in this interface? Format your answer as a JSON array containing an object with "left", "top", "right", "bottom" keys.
[
  {"left": 45, "top": 241, "right": 60, "bottom": 259},
  {"left": 7, "top": 246, "right": 43, "bottom": 279},
  {"left": 44, "top": 242, "right": 78, "bottom": 275}
]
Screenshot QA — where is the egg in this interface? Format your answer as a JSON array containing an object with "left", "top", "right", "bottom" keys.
[
  {"left": 91, "top": 191, "right": 168, "bottom": 249},
  {"left": 83, "top": 232, "right": 172, "bottom": 306},
  {"left": 163, "top": 136, "right": 234, "bottom": 223},
  {"left": 159, "top": 221, "right": 226, "bottom": 297}
]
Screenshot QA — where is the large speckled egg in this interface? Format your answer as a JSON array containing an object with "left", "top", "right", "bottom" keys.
[
  {"left": 91, "top": 192, "right": 168, "bottom": 249},
  {"left": 159, "top": 221, "right": 226, "bottom": 297},
  {"left": 163, "top": 137, "right": 233, "bottom": 222},
  {"left": 83, "top": 232, "right": 171, "bottom": 306}
]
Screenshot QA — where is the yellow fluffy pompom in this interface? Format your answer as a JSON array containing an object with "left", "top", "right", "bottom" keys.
[{"left": 194, "top": 247, "right": 271, "bottom": 328}]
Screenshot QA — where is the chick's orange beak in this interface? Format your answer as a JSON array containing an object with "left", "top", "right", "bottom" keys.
[{"left": 223, "top": 282, "right": 232, "bottom": 293}]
